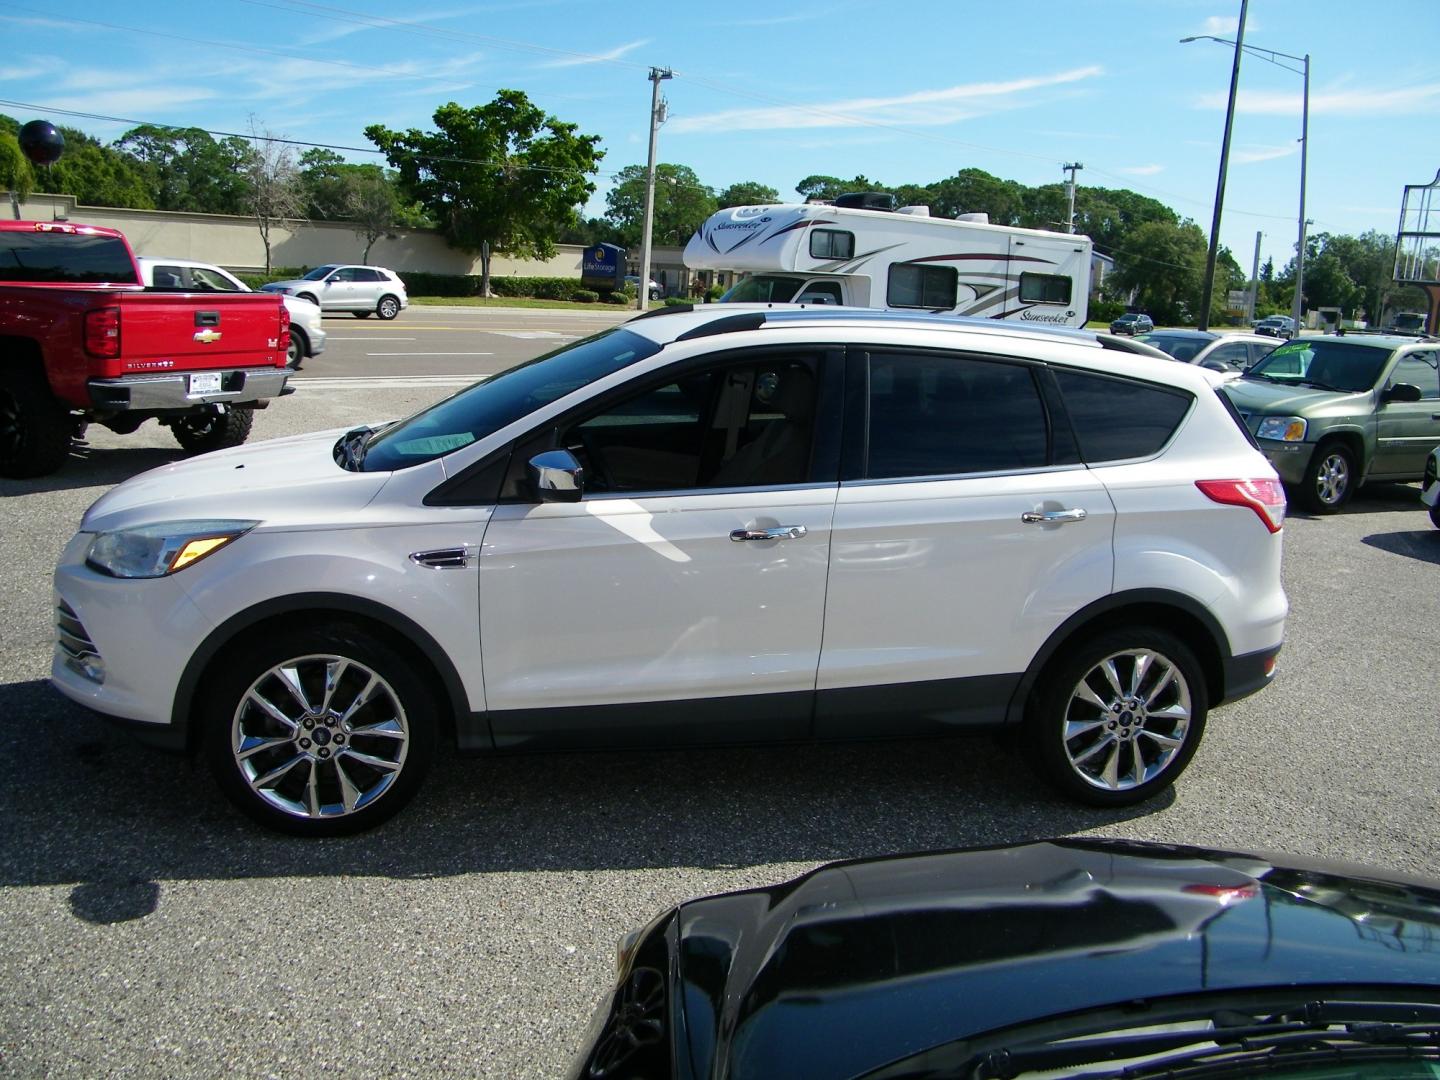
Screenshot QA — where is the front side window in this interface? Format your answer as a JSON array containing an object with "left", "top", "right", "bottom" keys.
[
  {"left": 358, "top": 328, "right": 661, "bottom": 471},
  {"left": 1246, "top": 340, "right": 1390, "bottom": 393},
  {"left": 190, "top": 267, "right": 242, "bottom": 292},
  {"left": 1053, "top": 369, "right": 1192, "bottom": 462},
  {"left": 810, "top": 229, "right": 854, "bottom": 260},
  {"left": 888, "top": 264, "right": 958, "bottom": 309},
  {"left": 865, "top": 352, "right": 1048, "bottom": 478},
  {"left": 559, "top": 358, "right": 818, "bottom": 493},
  {"left": 1390, "top": 351, "right": 1439, "bottom": 398},
  {"left": 1019, "top": 272, "right": 1072, "bottom": 305},
  {"left": 1206, "top": 342, "right": 1251, "bottom": 370}
]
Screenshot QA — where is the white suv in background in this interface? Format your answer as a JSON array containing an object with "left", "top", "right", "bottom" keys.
[
  {"left": 52, "top": 307, "right": 1288, "bottom": 835},
  {"left": 261, "top": 264, "right": 409, "bottom": 320},
  {"left": 137, "top": 256, "right": 326, "bottom": 370}
]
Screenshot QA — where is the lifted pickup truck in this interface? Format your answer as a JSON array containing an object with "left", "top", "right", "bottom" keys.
[
  {"left": 0, "top": 220, "right": 291, "bottom": 478},
  {"left": 1222, "top": 332, "right": 1440, "bottom": 512}
]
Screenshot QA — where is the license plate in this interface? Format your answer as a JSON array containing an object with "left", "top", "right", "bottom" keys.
[{"left": 189, "top": 372, "right": 222, "bottom": 394}]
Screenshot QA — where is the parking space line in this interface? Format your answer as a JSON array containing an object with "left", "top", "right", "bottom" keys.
[{"left": 364, "top": 351, "right": 495, "bottom": 356}]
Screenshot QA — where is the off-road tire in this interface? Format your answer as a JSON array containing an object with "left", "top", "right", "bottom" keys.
[
  {"left": 0, "top": 367, "right": 73, "bottom": 478},
  {"left": 171, "top": 406, "right": 254, "bottom": 455}
]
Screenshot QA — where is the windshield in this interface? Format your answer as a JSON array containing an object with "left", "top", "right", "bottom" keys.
[
  {"left": 357, "top": 328, "right": 662, "bottom": 471},
  {"left": 722, "top": 274, "right": 805, "bottom": 303},
  {"left": 1392, "top": 314, "right": 1426, "bottom": 331},
  {"left": 1244, "top": 339, "right": 1391, "bottom": 392},
  {"left": 1138, "top": 333, "right": 1213, "bottom": 362},
  {"left": 301, "top": 265, "right": 339, "bottom": 281}
]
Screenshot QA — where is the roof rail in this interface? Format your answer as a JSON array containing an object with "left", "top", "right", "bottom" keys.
[
  {"left": 675, "top": 313, "right": 767, "bottom": 341},
  {"left": 628, "top": 303, "right": 694, "bottom": 322}
]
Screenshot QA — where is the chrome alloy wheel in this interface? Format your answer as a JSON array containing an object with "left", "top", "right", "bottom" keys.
[
  {"left": 231, "top": 654, "right": 409, "bottom": 820},
  {"left": 1313, "top": 450, "right": 1351, "bottom": 507},
  {"left": 1062, "top": 649, "right": 1192, "bottom": 791}
]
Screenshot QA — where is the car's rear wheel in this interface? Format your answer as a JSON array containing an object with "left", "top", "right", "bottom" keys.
[
  {"left": 0, "top": 367, "right": 73, "bottom": 478},
  {"left": 376, "top": 295, "right": 400, "bottom": 320},
  {"left": 1299, "top": 442, "right": 1355, "bottom": 514},
  {"left": 170, "top": 405, "right": 253, "bottom": 454},
  {"left": 286, "top": 330, "right": 305, "bottom": 370},
  {"left": 1023, "top": 627, "right": 1207, "bottom": 806},
  {"left": 353, "top": 311, "right": 372, "bottom": 319},
  {"left": 203, "top": 625, "right": 436, "bottom": 836}
]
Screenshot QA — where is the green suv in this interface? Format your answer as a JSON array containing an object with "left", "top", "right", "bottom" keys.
[{"left": 1222, "top": 334, "right": 1440, "bottom": 512}]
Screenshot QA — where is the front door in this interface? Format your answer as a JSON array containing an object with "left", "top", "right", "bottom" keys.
[
  {"left": 1375, "top": 348, "right": 1440, "bottom": 479},
  {"left": 479, "top": 350, "right": 841, "bottom": 748}
]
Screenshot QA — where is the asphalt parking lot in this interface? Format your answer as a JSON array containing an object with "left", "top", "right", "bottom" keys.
[{"left": 2, "top": 309, "right": 1438, "bottom": 1078}]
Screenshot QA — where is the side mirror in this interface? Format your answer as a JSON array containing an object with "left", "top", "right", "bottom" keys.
[
  {"left": 1384, "top": 382, "right": 1423, "bottom": 403},
  {"left": 528, "top": 449, "right": 584, "bottom": 502}
]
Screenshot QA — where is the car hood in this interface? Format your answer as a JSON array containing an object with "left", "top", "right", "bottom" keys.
[
  {"left": 81, "top": 427, "right": 391, "bottom": 533},
  {"left": 675, "top": 839, "right": 1440, "bottom": 1080},
  {"left": 261, "top": 279, "right": 312, "bottom": 292},
  {"left": 1222, "top": 377, "right": 1369, "bottom": 415}
]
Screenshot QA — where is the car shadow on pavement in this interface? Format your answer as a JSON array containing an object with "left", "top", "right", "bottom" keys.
[
  {"left": 1361, "top": 528, "right": 1440, "bottom": 565},
  {"left": 1284, "top": 482, "right": 1425, "bottom": 520},
  {"left": 0, "top": 443, "right": 187, "bottom": 496},
  {"left": 1, "top": 677, "right": 1169, "bottom": 923}
]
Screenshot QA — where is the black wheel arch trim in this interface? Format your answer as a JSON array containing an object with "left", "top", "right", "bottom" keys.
[
  {"left": 170, "top": 592, "right": 484, "bottom": 752},
  {"left": 1004, "top": 589, "right": 1236, "bottom": 724}
]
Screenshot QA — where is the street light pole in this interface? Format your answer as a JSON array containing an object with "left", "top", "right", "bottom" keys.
[
  {"left": 638, "top": 67, "right": 673, "bottom": 312},
  {"left": 1248, "top": 229, "right": 1263, "bottom": 323},
  {"left": 1062, "top": 162, "right": 1084, "bottom": 233},
  {"left": 1195, "top": 0, "right": 1248, "bottom": 332},
  {"left": 1291, "top": 53, "right": 1310, "bottom": 333}
]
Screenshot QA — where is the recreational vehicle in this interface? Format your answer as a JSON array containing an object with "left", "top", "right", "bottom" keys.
[{"left": 684, "top": 195, "right": 1093, "bottom": 327}]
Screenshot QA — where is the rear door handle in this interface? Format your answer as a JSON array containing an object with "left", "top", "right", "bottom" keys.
[
  {"left": 730, "top": 526, "right": 807, "bottom": 542},
  {"left": 1021, "top": 508, "right": 1088, "bottom": 524}
]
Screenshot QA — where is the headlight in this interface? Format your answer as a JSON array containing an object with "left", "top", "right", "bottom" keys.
[
  {"left": 1256, "top": 416, "right": 1307, "bottom": 442},
  {"left": 86, "top": 520, "right": 257, "bottom": 578}
]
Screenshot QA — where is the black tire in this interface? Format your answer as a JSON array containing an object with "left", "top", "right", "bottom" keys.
[
  {"left": 0, "top": 366, "right": 73, "bottom": 478},
  {"left": 170, "top": 406, "right": 254, "bottom": 454},
  {"left": 1430, "top": 503, "right": 1440, "bottom": 530},
  {"left": 286, "top": 330, "right": 305, "bottom": 371},
  {"left": 203, "top": 624, "right": 437, "bottom": 836},
  {"left": 1022, "top": 626, "right": 1207, "bottom": 807},
  {"left": 376, "top": 295, "right": 401, "bottom": 320},
  {"left": 297, "top": 293, "right": 318, "bottom": 307},
  {"left": 352, "top": 311, "right": 372, "bottom": 319},
  {"left": 1298, "top": 442, "right": 1356, "bottom": 514}
]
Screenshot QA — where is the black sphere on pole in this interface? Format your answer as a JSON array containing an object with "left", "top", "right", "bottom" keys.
[{"left": 18, "top": 120, "right": 65, "bottom": 167}]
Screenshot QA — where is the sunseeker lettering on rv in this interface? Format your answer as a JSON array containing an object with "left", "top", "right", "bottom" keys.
[
  {"left": 713, "top": 217, "right": 771, "bottom": 231},
  {"left": 1019, "top": 309, "right": 1076, "bottom": 323}
]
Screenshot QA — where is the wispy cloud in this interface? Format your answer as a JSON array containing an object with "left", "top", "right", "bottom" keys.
[
  {"left": 1231, "top": 143, "right": 1299, "bottom": 165},
  {"left": 45, "top": 88, "right": 220, "bottom": 117},
  {"left": 0, "top": 62, "right": 49, "bottom": 81},
  {"left": 1197, "top": 82, "right": 1440, "bottom": 116},
  {"left": 540, "top": 39, "right": 650, "bottom": 68},
  {"left": 297, "top": 5, "right": 491, "bottom": 46},
  {"left": 669, "top": 66, "right": 1104, "bottom": 134},
  {"left": 713, "top": 12, "right": 819, "bottom": 27},
  {"left": 1117, "top": 164, "right": 1165, "bottom": 176}
]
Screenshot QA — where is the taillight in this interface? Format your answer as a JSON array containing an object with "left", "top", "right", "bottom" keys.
[
  {"left": 84, "top": 307, "right": 121, "bottom": 359},
  {"left": 1196, "top": 478, "right": 1286, "bottom": 533}
]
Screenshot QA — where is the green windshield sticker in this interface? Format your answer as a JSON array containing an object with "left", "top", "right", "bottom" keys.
[{"left": 392, "top": 432, "right": 476, "bottom": 455}]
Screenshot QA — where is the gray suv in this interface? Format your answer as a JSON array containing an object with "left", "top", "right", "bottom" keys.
[{"left": 262, "top": 264, "right": 409, "bottom": 320}]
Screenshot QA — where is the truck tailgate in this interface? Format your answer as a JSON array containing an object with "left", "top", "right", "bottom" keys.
[{"left": 106, "top": 291, "right": 287, "bottom": 377}]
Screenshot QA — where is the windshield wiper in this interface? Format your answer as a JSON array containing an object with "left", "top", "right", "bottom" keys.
[
  {"left": 334, "top": 426, "right": 372, "bottom": 471},
  {"left": 1297, "top": 379, "right": 1343, "bottom": 391},
  {"left": 1242, "top": 371, "right": 1279, "bottom": 382}
]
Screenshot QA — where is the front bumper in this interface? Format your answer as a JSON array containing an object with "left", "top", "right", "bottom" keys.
[
  {"left": 1258, "top": 439, "right": 1312, "bottom": 486},
  {"left": 305, "top": 321, "right": 327, "bottom": 357},
  {"left": 88, "top": 367, "right": 290, "bottom": 411}
]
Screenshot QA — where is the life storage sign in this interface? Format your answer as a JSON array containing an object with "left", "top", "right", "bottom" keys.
[{"left": 581, "top": 243, "right": 625, "bottom": 292}]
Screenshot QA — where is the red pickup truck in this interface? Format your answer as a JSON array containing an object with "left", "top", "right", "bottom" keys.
[{"left": 0, "top": 220, "right": 291, "bottom": 478}]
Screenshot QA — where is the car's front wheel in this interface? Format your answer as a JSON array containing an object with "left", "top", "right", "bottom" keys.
[
  {"left": 203, "top": 625, "right": 436, "bottom": 835},
  {"left": 1299, "top": 442, "right": 1355, "bottom": 514},
  {"left": 1022, "top": 627, "right": 1207, "bottom": 806}
]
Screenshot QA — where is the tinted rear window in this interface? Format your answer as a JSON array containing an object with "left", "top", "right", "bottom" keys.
[
  {"left": 1053, "top": 369, "right": 1192, "bottom": 462},
  {"left": 0, "top": 231, "right": 138, "bottom": 284}
]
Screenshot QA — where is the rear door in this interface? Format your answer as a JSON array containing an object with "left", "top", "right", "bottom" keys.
[{"left": 815, "top": 347, "right": 1115, "bottom": 737}]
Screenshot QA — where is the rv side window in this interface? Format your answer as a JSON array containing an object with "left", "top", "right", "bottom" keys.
[
  {"left": 810, "top": 229, "right": 855, "bottom": 260},
  {"left": 1019, "top": 272, "right": 1072, "bottom": 305},
  {"left": 887, "top": 264, "right": 958, "bottom": 309}
]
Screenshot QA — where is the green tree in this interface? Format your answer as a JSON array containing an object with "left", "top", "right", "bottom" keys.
[
  {"left": 794, "top": 174, "right": 887, "bottom": 202},
  {"left": 604, "top": 163, "right": 716, "bottom": 248},
  {"left": 1111, "top": 219, "right": 1209, "bottom": 324},
  {"left": 927, "top": 168, "right": 1025, "bottom": 225},
  {"left": 366, "top": 91, "right": 603, "bottom": 297},
  {"left": 297, "top": 147, "right": 350, "bottom": 219},
  {"left": 11, "top": 121, "right": 154, "bottom": 209},
  {"left": 1, "top": 130, "right": 35, "bottom": 206},
  {"left": 717, "top": 180, "right": 779, "bottom": 208},
  {"left": 243, "top": 122, "right": 306, "bottom": 273},
  {"left": 343, "top": 167, "right": 403, "bottom": 262},
  {"left": 116, "top": 125, "right": 251, "bottom": 214}
]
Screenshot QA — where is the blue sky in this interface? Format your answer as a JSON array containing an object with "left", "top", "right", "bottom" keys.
[{"left": 1, "top": 0, "right": 1436, "bottom": 270}]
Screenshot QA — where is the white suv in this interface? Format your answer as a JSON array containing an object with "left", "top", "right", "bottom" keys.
[
  {"left": 261, "top": 264, "right": 408, "bottom": 320},
  {"left": 52, "top": 307, "right": 1288, "bottom": 835}
]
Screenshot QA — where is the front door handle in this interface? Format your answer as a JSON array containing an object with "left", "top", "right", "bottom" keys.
[
  {"left": 1021, "top": 508, "right": 1088, "bottom": 525},
  {"left": 730, "top": 525, "right": 808, "bottom": 542}
]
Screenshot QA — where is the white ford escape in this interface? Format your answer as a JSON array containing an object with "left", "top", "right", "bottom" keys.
[{"left": 52, "top": 307, "right": 1288, "bottom": 835}]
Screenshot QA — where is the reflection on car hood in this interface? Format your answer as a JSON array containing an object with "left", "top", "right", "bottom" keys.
[
  {"left": 676, "top": 838, "right": 1440, "bottom": 1080},
  {"left": 80, "top": 427, "right": 389, "bottom": 532}
]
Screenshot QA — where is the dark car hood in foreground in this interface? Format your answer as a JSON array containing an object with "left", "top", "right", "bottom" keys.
[{"left": 672, "top": 839, "right": 1440, "bottom": 1080}]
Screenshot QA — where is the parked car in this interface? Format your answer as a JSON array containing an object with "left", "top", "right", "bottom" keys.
[
  {"left": 53, "top": 307, "right": 1287, "bottom": 835},
  {"left": 1384, "top": 311, "right": 1429, "bottom": 336},
  {"left": 1137, "top": 329, "right": 1279, "bottom": 373},
  {"left": 1253, "top": 314, "right": 1296, "bottom": 339},
  {"left": 261, "top": 264, "right": 408, "bottom": 320},
  {"left": 138, "top": 256, "right": 325, "bottom": 371},
  {"left": 1109, "top": 312, "right": 1154, "bottom": 335},
  {"left": 625, "top": 274, "right": 662, "bottom": 300},
  {"left": 1222, "top": 332, "right": 1440, "bottom": 512},
  {"left": 1422, "top": 445, "right": 1440, "bottom": 528},
  {"left": 0, "top": 221, "right": 289, "bottom": 478},
  {"left": 569, "top": 837, "right": 1440, "bottom": 1080}
]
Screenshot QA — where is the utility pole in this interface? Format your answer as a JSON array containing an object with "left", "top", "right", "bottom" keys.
[
  {"left": 638, "top": 67, "right": 673, "bottom": 312},
  {"left": 1062, "top": 162, "right": 1084, "bottom": 233},
  {"left": 1197, "top": 0, "right": 1248, "bottom": 331},
  {"left": 1248, "top": 230, "right": 1263, "bottom": 323},
  {"left": 1290, "top": 53, "right": 1311, "bottom": 334},
  {"left": 1296, "top": 217, "right": 1312, "bottom": 330}
]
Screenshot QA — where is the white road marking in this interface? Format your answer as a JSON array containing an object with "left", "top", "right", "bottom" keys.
[
  {"left": 326, "top": 336, "right": 418, "bottom": 341},
  {"left": 364, "top": 351, "right": 496, "bottom": 357}
]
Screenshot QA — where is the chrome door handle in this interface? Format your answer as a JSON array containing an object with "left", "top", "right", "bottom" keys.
[
  {"left": 1021, "top": 508, "right": 1088, "bottom": 524},
  {"left": 730, "top": 525, "right": 808, "bottom": 542}
]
